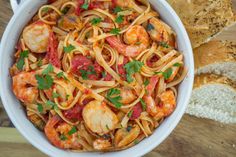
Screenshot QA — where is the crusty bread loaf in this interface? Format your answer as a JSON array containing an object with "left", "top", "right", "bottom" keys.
[
  {"left": 167, "top": 0, "right": 236, "bottom": 48},
  {"left": 187, "top": 74, "right": 236, "bottom": 123},
  {"left": 194, "top": 40, "right": 236, "bottom": 81}
]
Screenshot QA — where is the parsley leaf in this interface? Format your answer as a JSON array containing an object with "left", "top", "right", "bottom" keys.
[
  {"left": 115, "top": 15, "right": 124, "bottom": 24},
  {"left": 159, "top": 42, "right": 169, "bottom": 48},
  {"left": 140, "top": 98, "right": 146, "bottom": 111},
  {"left": 154, "top": 68, "right": 173, "bottom": 80},
  {"left": 60, "top": 134, "right": 67, "bottom": 141},
  {"left": 42, "top": 64, "right": 54, "bottom": 75},
  {"left": 37, "top": 58, "right": 43, "bottom": 67},
  {"left": 35, "top": 74, "right": 53, "bottom": 90},
  {"left": 124, "top": 60, "right": 144, "bottom": 83},
  {"left": 106, "top": 124, "right": 109, "bottom": 130},
  {"left": 106, "top": 89, "right": 123, "bottom": 108},
  {"left": 162, "top": 68, "right": 173, "bottom": 79},
  {"left": 113, "top": 6, "right": 123, "bottom": 13},
  {"left": 126, "top": 126, "right": 132, "bottom": 132},
  {"left": 56, "top": 72, "right": 68, "bottom": 80},
  {"left": 91, "top": 18, "right": 102, "bottom": 25},
  {"left": 81, "top": 3, "right": 89, "bottom": 10},
  {"left": 127, "top": 110, "right": 133, "bottom": 118},
  {"left": 37, "top": 103, "right": 44, "bottom": 113},
  {"left": 80, "top": 66, "right": 96, "bottom": 80},
  {"left": 147, "top": 23, "right": 154, "bottom": 31},
  {"left": 64, "top": 44, "right": 75, "bottom": 53},
  {"left": 102, "top": 71, "right": 106, "bottom": 78},
  {"left": 16, "top": 50, "right": 29, "bottom": 70},
  {"left": 61, "top": 7, "right": 69, "bottom": 14},
  {"left": 110, "top": 28, "right": 120, "bottom": 35},
  {"left": 42, "top": 7, "right": 49, "bottom": 13},
  {"left": 134, "top": 139, "right": 139, "bottom": 145},
  {"left": 143, "top": 79, "right": 149, "bottom": 86},
  {"left": 46, "top": 100, "right": 56, "bottom": 108},
  {"left": 173, "top": 63, "right": 182, "bottom": 67},
  {"left": 68, "top": 126, "right": 77, "bottom": 135},
  {"left": 52, "top": 92, "right": 60, "bottom": 98}
]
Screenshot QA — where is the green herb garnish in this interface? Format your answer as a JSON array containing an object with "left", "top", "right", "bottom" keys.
[
  {"left": 159, "top": 42, "right": 169, "bottom": 48},
  {"left": 124, "top": 60, "right": 144, "bottom": 83},
  {"left": 61, "top": 7, "right": 69, "bottom": 14},
  {"left": 134, "top": 140, "right": 139, "bottom": 145},
  {"left": 68, "top": 126, "right": 77, "bottom": 135},
  {"left": 147, "top": 23, "right": 154, "bottom": 31},
  {"left": 143, "top": 79, "right": 149, "bottom": 86},
  {"left": 81, "top": 3, "right": 89, "bottom": 10},
  {"left": 64, "top": 44, "right": 75, "bottom": 53},
  {"left": 140, "top": 98, "right": 146, "bottom": 111},
  {"left": 42, "top": 64, "right": 54, "bottom": 75},
  {"left": 52, "top": 92, "right": 60, "bottom": 98},
  {"left": 115, "top": 15, "right": 124, "bottom": 24},
  {"left": 80, "top": 66, "right": 96, "bottom": 80},
  {"left": 16, "top": 50, "right": 29, "bottom": 70},
  {"left": 126, "top": 126, "right": 132, "bottom": 132},
  {"left": 42, "top": 7, "right": 49, "bottom": 13},
  {"left": 154, "top": 68, "right": 173, "bottom": 80},
  {"left": 127, "top": 110, "right": 133, "bottom": 118},
  {"left": 56, "top": 72, "right": 68, "bottom": 81},
  {"left": 106, "top": 88, "right": 123, "bottom": 108},
  {"left": 106, "top": 124, "right": 109, "bottom": 130},
  {"left": 110, "top": 28, "right": 120, "bottom": 35},
  {"left": 37, "top": 103, "right": 43, "bottom": 113},
  {"left": 35, "top": 74, "right": 53, "bottom": 90},
  {"left": 173, "top": 62, "right": 182, "bottom": 67},
  {"left": 60, "top": 134, "right": 67, "bottom": 141},
  {"left": 113, "top": 6, "right": 123, "bottom": 13},
  {"left": 37, "top": 58, "right": 43, "bottom": 67},
  {"left": 102, "top": 71, "right": 106, "bottom": 78},
  {"left": 91, "top": 18, "right": 102, "bottom": 25}
]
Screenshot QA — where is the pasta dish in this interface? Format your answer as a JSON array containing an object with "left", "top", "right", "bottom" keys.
[{"left": 10, "top": 0, "right": 187, "bottom": 151}]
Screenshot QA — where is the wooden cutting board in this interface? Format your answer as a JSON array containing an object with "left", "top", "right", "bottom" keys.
[{"left": 0, "top": 0, "right": 235, "bottom": 157}]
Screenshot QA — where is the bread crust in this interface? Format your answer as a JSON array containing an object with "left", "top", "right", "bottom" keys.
[{"left": 168, "top": 0, "right": 236, "bottom": 48}]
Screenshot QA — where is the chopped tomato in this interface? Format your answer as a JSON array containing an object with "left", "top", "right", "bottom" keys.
[
  {"left": 117, "top": 57, "right": 129, "bottom": 80},
  {"left": 130, "top": 103, "right": 142, "bottom": 120},
  {"left": 75, "top": 0, "right": 85, "bottom": 15},
  {"left": 146, "top": 76, "right": 158, "bottom": 96},
  {"left": 147, "top": 55, "right": 159, "bottom": 67},
  {"left": 104, "top": 73, "right": 113, "bottom": 81},
  {"left": 82, "top": 98, "right": 93, "bottom": 105},
  {"left": 46, "top": 32, "right": 61, "bottom": 68},
  {"left": 71, "top": 55, "right": 113, "bottom": 80},
  {"left": 71, "top": 55, "right": 92, "bottom": 72},
  {"left": 63, "top": 104, "right": 84, "bottom": 121},
  {"left": 89, "top": 1, "right": 104, "bottom": 9}
]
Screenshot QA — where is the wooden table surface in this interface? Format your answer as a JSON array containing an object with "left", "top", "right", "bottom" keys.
[{"left": 0, "top": 0, "right": 236, "bottom": 157}]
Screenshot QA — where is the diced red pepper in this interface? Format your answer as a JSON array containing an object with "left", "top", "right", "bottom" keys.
[
  {"left": 46, "top": 32, "right": 61, "bottom": 68},
  {"left": 71, "top": 55, "right": 92, "bottom": 72},
  {"left": 117, "top": 57, "right": 129, "bottom": 80},
  {"left": 63, "top": 104, "right": 84, "bottom": 121},
  {"left": 130, "top": 103, "right": 142, "bottom": 120}
]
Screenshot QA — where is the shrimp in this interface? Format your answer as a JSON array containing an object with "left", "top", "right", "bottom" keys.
[
  {"left": 12, "top": 72, "right": 38, "bottom": 104},
  {"left": 157, "top": 90, "right": 176, "bottom": 116},
  {"left": 44, "top": 115, "right": 81, "bottom": 149},
  {"left": 114, "top": 125, "right": 140, "bottom": 148},
  {"left": 113, "top": 0, "right": 130, "bottom": 8},
  {"left": 147, "top": 18, "right": 170, "bottom": 43},
  {"left": 120, "top": 88, "right": 137, "bottom": 104},
  {"left": 23, "top": 22, "right": 51, "bottom": 53},
  {"left": 93, "top": 138, "right": 112, "bottom": 150},
  {"left": 143, "top": 96, "right": 158, "bottom": 117},
  {"left": 106, "top": 25, "right": 149, "bottom": 57},
  {"left": 82, "top": 100, "right": 118, "bottom": 135}
]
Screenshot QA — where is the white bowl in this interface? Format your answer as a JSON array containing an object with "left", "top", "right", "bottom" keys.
[{"left": 0, "top": 0, "right": 194, "bottom": 156}]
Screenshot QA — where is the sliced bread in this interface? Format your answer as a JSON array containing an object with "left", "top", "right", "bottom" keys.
[
  {"left": 194, "top": 40, "right": 236, "bottom": 81},
  {"left": 167, "top": 0, "right": 236, "bottom": 48},
  {"left": 187, "top": 74, "right": 236, "bottom": 123}
]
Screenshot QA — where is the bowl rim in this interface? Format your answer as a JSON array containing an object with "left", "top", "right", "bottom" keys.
[{"left": 0, "top": 0, "right": 194, "bottom": 156}]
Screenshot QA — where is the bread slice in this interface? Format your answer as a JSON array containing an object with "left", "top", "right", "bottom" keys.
[
  {"left": 187, "top": 74, "right": 236, "bottom": 123},
  {"left": 167, "top": 0, "right": 236, "bottom": 48},
  {"left": 194, "top": 40, "right": 236, "bottom": 81}
]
